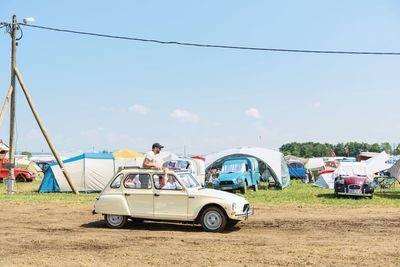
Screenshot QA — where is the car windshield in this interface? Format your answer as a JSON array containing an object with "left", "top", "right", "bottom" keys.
[
  {"left": 221, "top": 163, "right": 246, "bottom": 174},
  {"left": 177, "top": 173, "right": 200, "bottom": 188}
]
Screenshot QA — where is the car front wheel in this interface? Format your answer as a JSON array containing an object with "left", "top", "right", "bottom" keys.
[
  {"left": 200, "top": 207, "right": 227, "bottom": 232},
  {"left": 253, "top": 183, "right": 258, "bottom": 192},
  {"left": 104, "top": 214, "right": 127, "bottom": 229},
  {"left": 240, "top": 183, "right": 247, "bottom": 194}
]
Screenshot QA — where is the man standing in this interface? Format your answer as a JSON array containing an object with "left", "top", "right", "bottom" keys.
[{"left": 143, "top": 143, "right": 164, "bottom": 169}]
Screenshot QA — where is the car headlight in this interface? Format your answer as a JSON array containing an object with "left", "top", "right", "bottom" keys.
[
  {"left": 237, "top": 178, "right": 243, "bottom": 184},
  {"left": 232, "top": 203, "right": 237, "bottom": 211},
  {"left": 212, "top": 179, "right": 218, "bottom": 185}
]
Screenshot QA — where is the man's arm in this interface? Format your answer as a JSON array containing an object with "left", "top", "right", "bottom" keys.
[{"left": 159, "top": 169, "right": 168, "bottom": 188}]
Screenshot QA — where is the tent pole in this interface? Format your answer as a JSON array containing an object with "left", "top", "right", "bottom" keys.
[{"left": 14, "top": 67, "right": 79, "bottom": 195}]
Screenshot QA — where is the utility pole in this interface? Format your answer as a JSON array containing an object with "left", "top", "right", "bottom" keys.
[
  {"left": 6, "top": 15, "right": 17, "bottom": 194},
  {"left": 2, "top": 15, "right": 79, "bottom": 194}
]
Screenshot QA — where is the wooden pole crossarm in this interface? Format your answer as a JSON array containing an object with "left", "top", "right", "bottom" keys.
[
  {"left": 0, "top": 85, "right": 14, "bottom": 126},
  {"left": 14, "top": 67, "right": 79, "bottom": 195}
]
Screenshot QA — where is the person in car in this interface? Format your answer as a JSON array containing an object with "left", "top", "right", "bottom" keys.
[
  {"left": 124, "top": 175, "right": 141, "bottom": 189},
  {"left": 162, "top": 174, "right": 182, "bottom": 190},
  {"left": 154, "top": 168, "right": 168, "bottom": 189}
]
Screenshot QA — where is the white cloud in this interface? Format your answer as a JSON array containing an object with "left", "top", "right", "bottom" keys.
[
  {"left": 313, "top": 102, "right": 321, "bottom": 108},
  {"left": 171, "top": 109, "right": 200, "bottom": 123},
  {"left": 245, "top": 108, "right": 262, "bottom": 119},
  {"left": 129, "top": 104, "right": 150, "bottom": 115}
]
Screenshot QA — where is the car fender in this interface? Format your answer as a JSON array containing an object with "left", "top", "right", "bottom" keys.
[
  {"left": 95, "top": 194, "right": 131, "bottom": 216},
  {"left": 188, "top": 197, "right": 231, "bottom": 221},
  {"left": 244, "top": 172, "right": 253, "bottom": 186}
]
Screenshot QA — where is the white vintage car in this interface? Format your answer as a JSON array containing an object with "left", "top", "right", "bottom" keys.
[{"left": 93, "top": 168, "right": 253, "bottom": 232}]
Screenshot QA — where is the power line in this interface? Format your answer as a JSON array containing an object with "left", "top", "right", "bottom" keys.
[{"left": 15, "top": 23, "right": 400, "bottom": 56}]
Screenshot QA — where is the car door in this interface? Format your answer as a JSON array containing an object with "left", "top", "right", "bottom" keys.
[
  {"left": 123, "top": 173, "right": 154, "bottom": 219},
  {"left": 153, "top": 174, "right": 188, "bottom": 220}
]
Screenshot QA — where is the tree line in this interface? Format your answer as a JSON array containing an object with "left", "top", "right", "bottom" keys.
[{"left": 279, "top": 142, "right": 399, "bottom": 158}]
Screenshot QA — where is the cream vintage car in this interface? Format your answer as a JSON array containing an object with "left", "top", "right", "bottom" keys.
[{"left": 93, "top": 168, "right": 253, "bottom": 232}]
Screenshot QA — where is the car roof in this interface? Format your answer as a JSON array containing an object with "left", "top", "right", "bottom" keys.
[{"left": 117, "top": 167, "right": 190, "bottom": 176}]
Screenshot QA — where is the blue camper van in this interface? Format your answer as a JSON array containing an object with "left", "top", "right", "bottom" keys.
[{"left": 213, "top": 157, "right": 260, "bottom": 193}]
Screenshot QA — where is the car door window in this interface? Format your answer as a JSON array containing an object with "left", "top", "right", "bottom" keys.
[
  {"left": 153, "top": 174, "right": 182, "bottom": 190},
  {"left": 124, "top": 174, "right": 151, "bottom": 189},
  {"left": 110, "top": 174, "right": 124, "bottom": 188}
]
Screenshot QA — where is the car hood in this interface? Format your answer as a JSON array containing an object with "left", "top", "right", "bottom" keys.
[{"left": 188, "top": 188, "right": 248, "bottom": 205}]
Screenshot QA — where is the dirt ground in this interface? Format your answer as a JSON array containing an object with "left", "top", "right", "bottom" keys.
[{"left": 0, "top": 202, "right": 399, "bottom": 267}]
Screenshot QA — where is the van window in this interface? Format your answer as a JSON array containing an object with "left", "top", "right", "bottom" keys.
[{"left": 221, "top": 163, "right": 246, "bottom": 174}]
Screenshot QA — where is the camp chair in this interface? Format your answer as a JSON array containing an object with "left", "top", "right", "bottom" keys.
[{"left": 378, "top": 177, "right": 397, "bottom": 191}]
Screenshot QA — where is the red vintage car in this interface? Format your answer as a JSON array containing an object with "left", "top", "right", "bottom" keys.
[
  {"left": 0, "top": 159, "right": 36, "bottom": 182},
  {"left": 334, "top": 175, "right": 374, "bottom": 199}
]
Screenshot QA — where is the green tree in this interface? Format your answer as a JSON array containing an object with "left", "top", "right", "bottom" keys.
[
  {"left": 380, "top": 142, "right": 392, "bottom": 154},
  {"left": 394, "top": 144, "right": 400, "bottom": 155},
  {"left": 21, "top": 151, "right": 32, "bottom": 158}
]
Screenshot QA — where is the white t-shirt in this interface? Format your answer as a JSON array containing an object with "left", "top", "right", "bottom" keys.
[{"left": 143, "top": 151, "right": 156, "bottom": 167}]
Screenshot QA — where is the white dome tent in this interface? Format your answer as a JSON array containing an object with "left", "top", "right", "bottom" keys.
[{"left": 205, "top": 147, "right": 291, "bottom": 189}]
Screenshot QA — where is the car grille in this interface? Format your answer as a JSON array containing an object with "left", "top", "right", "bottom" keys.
[
  {"left": 243, "top": 204, "right": 249, "bottom": 212},
  {"left": 348, "top": 185, "right": 361, "bottom": 190},
  {"left": 220, "top": 181, "right": 234, "bottom": 185}
]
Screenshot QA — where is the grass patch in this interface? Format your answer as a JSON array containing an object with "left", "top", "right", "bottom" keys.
[
  {"left": 244, "top": 180, "right": 400, "bottom": 208},
  {"left": 1, "top": 179, "right": 399, "bottom": 208},
  {"left": 0, "top": 180, "right": 98, "bottom": 205}
]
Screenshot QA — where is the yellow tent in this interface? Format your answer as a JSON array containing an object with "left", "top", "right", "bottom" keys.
[{"left": 113, "top": 149, "right": 144, "bottom": 158}]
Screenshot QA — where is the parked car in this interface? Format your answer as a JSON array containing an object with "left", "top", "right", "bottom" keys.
[
  {"left": 288, "top": 161, "right": 307, "bottom": 179},
  {"left": 212, "top": 157, "right": 260, "bottom": 193},
  {"left": 334, "top": 175, "right": 374, "bottom": 199},
  {"left": 93, "top": 168, "right": 254, "bottom": 232},
  {"left": 36, "top": 160, "right": 54, "bottom": 173},
  {"left": 0, "top": 159, "right": 36, "bottom": 182}
]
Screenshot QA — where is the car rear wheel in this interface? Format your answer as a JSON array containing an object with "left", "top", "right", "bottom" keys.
[
  {"left": 104, "top": 214, "right": 127, "bottom": 229},
  {"left": 200, "top": 207, "right": 227, "bottom": 232}
]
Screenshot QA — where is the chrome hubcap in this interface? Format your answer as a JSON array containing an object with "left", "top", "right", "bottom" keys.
[
  {"left": 107, "top": 215, "right": 124, "bottom": 226},
  {"left": 204, "top": 211, "right": 222, "bottom": 230}
]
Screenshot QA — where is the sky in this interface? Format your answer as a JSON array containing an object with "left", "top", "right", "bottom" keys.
[{"left": 0, "top": 1, "right": 399, "bottom": 156}]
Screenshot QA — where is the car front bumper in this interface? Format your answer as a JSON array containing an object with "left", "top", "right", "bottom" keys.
[
  {"left": 234, "top": 206, "right": 254, "bottom": 220},
  {"left": 214, "top": 184, "right": 242, "bottom": 191}
]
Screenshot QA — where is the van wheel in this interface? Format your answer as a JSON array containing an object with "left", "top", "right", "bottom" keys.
[
  {"left": 200, "top": 206, "right": 227, "bottom": 232},
  {"left": 16, "top": 175, "right": 27, "bottom": 183},
  {"left": 253, "top": 183, "right": 258, "bottom": 192},
  {"left": 240, "top": 184, "right": 247, "bottom": 194},
  {"left": 104, "top": 214, "right": 127, "bottom": 229}
]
